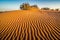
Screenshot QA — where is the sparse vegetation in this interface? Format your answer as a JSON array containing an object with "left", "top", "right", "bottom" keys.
[
  {"left": 20, "top": 3, "right": 30, "bottom": 10},
  {"left": 41, "top": 7, "right": 50, "bottom": 10},
  {"left": 0, "top": 12, "right": 2, "bottom": 13},
  {"left": 20, "top": 3, "right": 38, "bottom": 10},
  {"left": 0, "top": 11, "right": 4, "bottom": 13},
  {"left": 55, "top": 9, "right": 59, "bottom": 11},
  {"left": 31, "top": 5, "right": 38, "bottom": 8}
]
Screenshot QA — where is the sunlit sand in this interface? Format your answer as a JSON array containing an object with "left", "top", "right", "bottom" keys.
[{"left": 0, "top": 8, "right": 60, "bottom": 40}]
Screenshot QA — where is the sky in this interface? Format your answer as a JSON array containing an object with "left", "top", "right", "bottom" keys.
[{"left": 0, "top": 0, "right": 60, "bottom": 11}]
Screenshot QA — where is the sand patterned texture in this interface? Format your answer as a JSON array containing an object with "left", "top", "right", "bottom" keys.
[{"left": 0, "top": 9, "right": 60, "bottom": 40}]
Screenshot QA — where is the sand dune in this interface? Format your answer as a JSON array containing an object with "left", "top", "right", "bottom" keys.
[{"left": 0, "top": 9, "right": 60, "bottom": 40}]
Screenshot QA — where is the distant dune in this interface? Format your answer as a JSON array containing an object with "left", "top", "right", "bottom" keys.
[{"left": 0, "top": 8, "right": 60, "bottom": 40}]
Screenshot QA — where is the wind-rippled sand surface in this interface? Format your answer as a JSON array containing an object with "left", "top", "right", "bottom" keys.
[{"left": 0, "top": 10, "right": 60, "bottom": 40}]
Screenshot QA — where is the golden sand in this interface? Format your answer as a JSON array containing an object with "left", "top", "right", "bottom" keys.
[{"left": 0, "top": 9, "right": 60, "bottom": 40}]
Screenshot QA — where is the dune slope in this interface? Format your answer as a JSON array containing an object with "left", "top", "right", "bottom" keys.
[{"left": 0, "top": 9, "right": 60, "bottom": 40}]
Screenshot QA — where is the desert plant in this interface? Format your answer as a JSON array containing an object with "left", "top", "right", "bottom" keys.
[
  {"left": 20, "top": 3, "right": 30, "bottom": 10},
  {"left": 55, "top": 9, "right": 59, "bottom": 11},
  {"left": 41, "top": 7, "right": 50, "bottom": 10},
  {"left": 31, "top": 5, "right": 38, "bottom": 8},
  {"left": 0, "top": 11, "right": 3, "bottom": 13}
]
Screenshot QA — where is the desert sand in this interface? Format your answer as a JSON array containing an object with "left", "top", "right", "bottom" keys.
[{"left": 0, "top": 8, "right": 60, "bottom": 40}]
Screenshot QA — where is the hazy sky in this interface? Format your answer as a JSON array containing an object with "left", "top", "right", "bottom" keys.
[{"left": 0, "top": 0, "right": 60, "bottom": 11}]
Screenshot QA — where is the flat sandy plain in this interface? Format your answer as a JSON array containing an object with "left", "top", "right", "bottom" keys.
[{"left": 0, "top": 9, "right": 60, "bottom": 40}]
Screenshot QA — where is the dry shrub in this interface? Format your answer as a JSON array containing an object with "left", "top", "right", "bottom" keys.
[
  {"left": 20, "top": 3, "right": 30, "bottom": 10},
  {"left": 55, "top": 9, "right": 59, "bottom": 11},
  {"left": 41, "top": 7, "right": 50, "bottom": 10},
  {"left": 31, "top": 5, "right": 38, "bottom": 8},
  {"left": 20, "top": 3, "right": 38, "bottom": 10}
]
